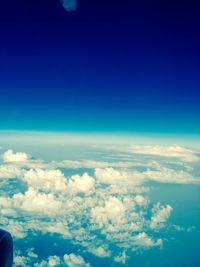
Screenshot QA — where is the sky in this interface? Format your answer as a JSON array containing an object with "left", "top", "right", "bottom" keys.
[{"left": 0, "top": 0, "right": 200, "bottom": 133}]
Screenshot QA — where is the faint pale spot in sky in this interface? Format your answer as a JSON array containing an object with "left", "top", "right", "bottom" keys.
[{"left": 61, "top": 0, "right": 77, "bottom": 11}]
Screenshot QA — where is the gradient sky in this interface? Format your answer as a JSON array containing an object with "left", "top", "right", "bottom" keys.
[{"left": 0, "top": 0, "right": 200, "bottom": 133}]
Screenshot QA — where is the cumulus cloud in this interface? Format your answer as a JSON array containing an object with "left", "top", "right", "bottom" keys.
[
  {"left": 88, "top": 246, "right": 111, "bottom": 258},
  {"left": 24, "top": 168, "right": 67, "bottom": 192},
  {"left": 0, "top": 165, "right": 24, "bottom": 179},
  {"left": 2, "top": 149, "right": 30, "bottom": 162},
  {"left": 90, "top": 196, "right": 126, "bottom": 227},
  {"left": 150, "top": 203, "right": 173, "bottom": 230},
  {"left": 61, "top": 0, "right": 77, "bottom": 12},
  {"left": 64, "top": 253, "right": 91, "bottom": 267},
  {"left": 0, "top": 188, "right": 62, "bottom": 216},
  {"left": 68, "top": 173, "right": 95, "bottom": 195},
  {"left": 131, "top": 232, "right": 162, "bottom": 250}
]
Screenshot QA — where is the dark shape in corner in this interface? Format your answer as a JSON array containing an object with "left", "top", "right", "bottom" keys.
[{"left": 0, "top": 229, "right": 13, "bottom": 267}]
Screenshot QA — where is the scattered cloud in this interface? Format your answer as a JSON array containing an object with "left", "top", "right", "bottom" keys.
[{"left": 0, "top": 144, "right": 198, "bottom": 265}]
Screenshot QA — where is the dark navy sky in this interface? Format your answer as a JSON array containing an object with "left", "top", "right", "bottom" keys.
[{"left": 0, "top": 0, "right": 200, "bottom": 133}]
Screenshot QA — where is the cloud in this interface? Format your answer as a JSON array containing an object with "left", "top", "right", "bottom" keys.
[
  {"left": 94, "top": 167, "right": 144, "bottom": 186},
  {"left": 2, "top": 149, "right": 30, "bottom": 162},
  {"left": 144, "top": 165, "right": 198, "bottom": 184},
  {"left": 1, "top": 146, "right": 190, "bottom": 265},
  {"left": 134, "top": 195, "right": 149, "bottom": 206},
  {"left": 150, "top": 203, "right": 173, "bottom": 230},
  {"left": 113, "top": 251, "right": 127, "bottom": 264},
  {"left": 87, "top": 246, "right": 111, "bottom": 258},
  {"left": 90, "top": 196, "right": 126, "bottom": 227},
  {"left": 68, "top": 173, "right": 95, "bottom": 195},
  {"left": 61, "top": 0, "right": 77, "bottom": 12},
  {"left": 0, "top": 187, "right": 62, "bottom": 216},
  {"left": 23, "top": 168, "right": 67, "bottom": 192},
  {"left": 0, "top": 165, "right": 24, "bottom": 179},
  {"left": 94, "top": 166, "right": 199, "bottom": 186},
  {"left": 63, "top": 253, "right": 91, "bottom": 267},
  {"left": 131, "top": 232, "right": 162, "bottom": 250},
  {"left": 100, "top": 145, "right": 199, "bottom": 162}
]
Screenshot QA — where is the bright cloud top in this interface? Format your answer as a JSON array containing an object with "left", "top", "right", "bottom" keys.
[{"left": 2, "top": 149, "right": 30, "bottom": 162}]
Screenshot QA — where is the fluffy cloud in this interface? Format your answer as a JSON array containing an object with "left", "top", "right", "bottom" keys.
[
  {"left": 24, "top": 168, "right": 67, "bottom": 192},
  {"left": 61, "top": 0, "right": 77, "bottom": 12},
  {"left": 88, "top": 246, "right": 111, "bottom": 258},
  {"left": 2, "top": 149, "right": 30, "bottom": 162},
  {"left": 131, "top": 232, "right": 162, "bottom": 250},
  {"left": 134, "top": 195, "right": 148, "bottom": 206},
  {"left": 0, "top": 188, "right": 62, "bottom": 216},
  {"left": 150, "top": 203, "right": 173, "bottom": 230},
  {"left": 68, "top": 173, "right": 95, "bottom": 195},
  {"left": 0, "top": 165, "right": 24, "bottom": 179},
  {"left": 94, "top": 167, "right": 144, "bottom": 185},
  {"left": 37, "top": 256, "right": 61, "bottom": 267},
  {"left": 90, "top": 196, "right": 126, "bottom": 227},
  {"left": 94, "top": 166, "right": 199, "bottom": 186},
  {"left": 64, "top": 253, "right": 91, "bottom": 267}
]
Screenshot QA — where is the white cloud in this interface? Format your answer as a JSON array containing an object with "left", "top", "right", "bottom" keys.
[
  {"left": 68, "top": 173, "right": 95, "bottom": 195},
  {"left": 1, "top": 187, "right": 62, "bottom": 216},
  {"left": 61, "top": 0, "right": 77, "bottom": 12},
  {"left": 47, "top": 256, "right": 61, "bottom": 267},
  {"left": 90, "top": 196, "right": 126, "bottom": 227},
  {"left": 27, "top": 248, "right": 38, "bottom": 259},
  {"left": 113, "top": 251, "right": 127, "bottom": 264},
  {"left": 0, "top": 165, "right": 24, "bottom": 179},
  {"left": 150, "top": 203, "right": 173, "bottom": 230},
  {"left": 134, "top": 195, "right": 148, "bottom": 206},
  {"left": 63, "top": 253, "right": 91, "bottom": 267},
  {"left": 2, "top": 149, "right": 30, "bottom": 162},
  {"left": 144, "top": 166, "right": 198, "bottom": 184},
  {"left": 131, "top": 232, "right": 162, "bottom": 250},
  {"left": 94, "top": 167, "right": 144, "bottom": 186},
  {"left": 34, "top": 256, "right": 61, "bottom": 267},
  {"left": 14, "top": 255, "right": 29, "bottom": 267},
  {"left": 88, "top": 246, "right": 111, "bottom": 258},
  {"left": 53, "top": 159, "right": 135, "bottom": 169},
  {"left": 102, "top": 144, "right": 199, "bottom": 162},
  {"left": 24, "top": 168, "right": 67, "bottom": 192}
]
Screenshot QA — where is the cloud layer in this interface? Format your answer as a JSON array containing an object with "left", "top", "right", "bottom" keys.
[{"left": 0, "top": 143, "right": 198, "bottom": 266}]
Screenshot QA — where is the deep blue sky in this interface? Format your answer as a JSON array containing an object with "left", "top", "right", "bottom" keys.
[{"left": 0, "top": 0, "right": 200, "bottom": 133}]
